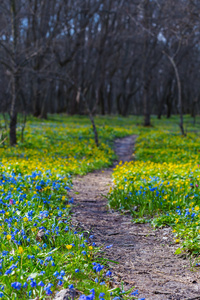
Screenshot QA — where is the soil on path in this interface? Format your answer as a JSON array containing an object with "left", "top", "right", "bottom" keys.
[{"left": 71, "top": 135, "right": 200, "bottom": 300}]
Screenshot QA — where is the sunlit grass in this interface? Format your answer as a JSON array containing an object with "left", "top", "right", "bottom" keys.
[
  {"left": 108, "top": 115, "right": 200, "bottom": 256},
  {"left": 0, "top": 115, "right": 140, "bottom": 299}
]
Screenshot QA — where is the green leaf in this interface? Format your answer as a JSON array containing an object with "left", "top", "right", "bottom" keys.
[{"left": 175, "top": 247, "right": 183, "bottom": 255}]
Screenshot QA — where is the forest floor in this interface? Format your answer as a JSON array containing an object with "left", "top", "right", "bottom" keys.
[{"left": 71, "top": 136, "right": 200, "bottom": 300}]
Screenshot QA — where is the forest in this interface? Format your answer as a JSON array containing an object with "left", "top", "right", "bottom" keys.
[
  {"left": 0, "top": 1, "right": 200, "bottom": 300},
  {"left": 1, "top": 0, "right": 200, "bottom": 144}
]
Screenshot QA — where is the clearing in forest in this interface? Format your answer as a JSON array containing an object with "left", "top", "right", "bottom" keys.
[
  {"left": 72, "top": 128, "right": 200, "bottom": 300},
  {"left": 0, "top": 115, "right": 200, "bottom": 299}
]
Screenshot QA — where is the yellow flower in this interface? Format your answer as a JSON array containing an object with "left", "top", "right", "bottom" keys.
[
  {"left": 18, "top": 246, "right": 23, "bottom": 254},
  {"left": 15, "top": 222, "right": 18, "bottom": 226},
  {"left": 175, "top": 239, "right": 180, "bottom": 243},
  {"left": 6, "top": 235, "right": 11, "bottom": 240},
  {"left": 195, "top": 206, "right": 199, "bottom": 212},
  {"left": 23, "top": 217, "right": 28, "bottom": 222},
  {"left": 62, "top": 196, "right": 65, "bottom": 201},
  {"left": 89, "top": 246, "right": 93, "bottom": 250},
  {"left": 66, "top": 245, "right": 72, "bottom": 250},
  {"left": 66, "top": 205, "right": 70, "bottom": 208},
  {"left": 5, "top": 212, "right": 9, "bottom": 216},
  {"left": 31, "top": 228, "right": 36, "bottom": 232}
]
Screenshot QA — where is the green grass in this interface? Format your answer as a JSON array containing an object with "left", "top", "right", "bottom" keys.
[
  {"left": 108, "top": 115, "right": 200, "bottom": 257},
  {"left": 0, "top": 114, "right": 141, "bottom": 299}
]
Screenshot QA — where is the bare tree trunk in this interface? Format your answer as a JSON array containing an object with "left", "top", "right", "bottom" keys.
[
  {"left": 10, "top": 78, "right": 17, "bottom": 146},
  {"left": 142, "top": 0, "right": 151, "bottom": 126},
  {"left": 9, "top": 0, "right": 18, "bottom": 146},
  {"left": 143, "top": 89, "right": 150, "bottom": 125},
  {"left": 164, "top": 52, "right": 185, "bottom": 135}
]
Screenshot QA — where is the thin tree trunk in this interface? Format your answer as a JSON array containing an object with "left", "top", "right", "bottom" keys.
[
  {"left": 10, "top": 75, "right": 17, "bottom": 146},
  {"left": 142, "top": 0, "right": 151, "bottom": 126},
  {"left": 143, "top": 83, "right": 151, "bottom": 126},
  {"left": 164, "top": 52, "right": 185, "bottom": 135},
  {"left": 10, "top": 0, "right": 18, "bottom": 146}
]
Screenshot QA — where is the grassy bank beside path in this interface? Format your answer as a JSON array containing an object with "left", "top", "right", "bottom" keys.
[{"left": 109, "top": 115, "right": 200, "bottom": 257}]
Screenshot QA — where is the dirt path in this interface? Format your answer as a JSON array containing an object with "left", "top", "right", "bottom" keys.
[{"left": 71, "top": 136, "right": 200, "bottom": 300}]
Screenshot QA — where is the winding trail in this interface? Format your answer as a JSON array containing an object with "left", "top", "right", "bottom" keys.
[{"left": 71, "top": 136, "right": 200, "bottom": 300}]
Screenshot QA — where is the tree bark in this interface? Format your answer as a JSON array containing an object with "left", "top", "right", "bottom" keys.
[
  {"left": 143, "top": 82, "right": 151, "bottom": 126},
  {"left": 10, "top": 74, "right": 17, "bottom": 146},
  {"left": 9, "top": 0, "right": 18, "bottom": 146},
  {"left": 164, "top": 52, "right": 185, "bottom": 135}
]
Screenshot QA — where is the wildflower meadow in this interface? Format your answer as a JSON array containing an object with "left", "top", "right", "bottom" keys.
[
  {"left": 108, "top": 116, "right": 200, "bottom": 257},
  {"left": 0, "top": 115, "right": 137, "bottom": 300},
  {"left": 0, "top": 114, "right": 199, "bottom": 299}
]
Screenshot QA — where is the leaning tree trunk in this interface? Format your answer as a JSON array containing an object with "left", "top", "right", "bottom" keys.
[{"left": 164, "top": 52, "right": 185, "bottom": 135}]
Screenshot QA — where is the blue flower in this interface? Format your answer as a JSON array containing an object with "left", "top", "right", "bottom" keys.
[
  {"left": 60, "top": 270, "right": 65, "bottom": 276},
  {"left": 39, "top": 271, "right": 45, "bottom": 275},
  {"left": 99, "top": 293, "right": 105, "bottom": 298},
  {"left": 45, "top": 283, "right": 53, "bottom": 289},
  {"left": 4, "top": 269, "right": 12, "bottom": 275},
  {"left": 38, "top": 281, "right": 45, "bottom": 287},
  {"left": 106, "top": 270, "right": 112, "bottom": 276},
  {"left": 11, "top": 282, "right": 21, "bottom": 290},
  {"left": 53, "top": 271, "right": 59, "bottom": 277},
  {"left": 23, "top": 282, "right": 28, "bottom": 288},
  {"left": 57, "top": 280, "right": 63, "bottom": 286},
  {"left": 68, "top": 284, "right": 74, "bottom": 289},
  {"left": 30, "top": 280, "right": 37, "bottom": 288},
  {"left": 106, "top": 244, "right": 113, "bottom": 249},
  {"left": 131, "top": 289, "right": 139, "bottom": 296},
  {"left": 90, "top": 289, "right": 95, "bottom": 295},
  {"left": 93, "top": 263, "right": 104, "bottom": 272},
  {"left": 45, "top": 289, "right": 52, "bottom": 295}
]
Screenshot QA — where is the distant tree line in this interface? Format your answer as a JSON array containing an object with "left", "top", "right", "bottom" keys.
[{"left": 0, "top": 0, "right": 200, "bottom": 144}]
